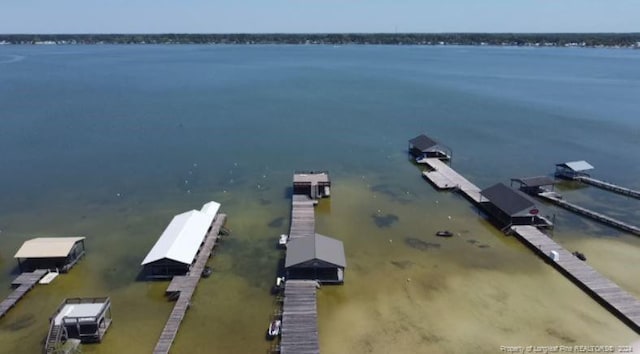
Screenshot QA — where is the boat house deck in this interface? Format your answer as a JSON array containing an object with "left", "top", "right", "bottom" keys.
[
  {"left": 418, "top": 158, "right": 482, "bottom": 202},
  {"left": 280, "top": 280, "right": 320, "bottom": 354}
]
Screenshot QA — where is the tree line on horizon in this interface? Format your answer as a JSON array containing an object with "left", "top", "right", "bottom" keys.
[{"left": 1, "top": 33, "right": 639, "bottom": 46}]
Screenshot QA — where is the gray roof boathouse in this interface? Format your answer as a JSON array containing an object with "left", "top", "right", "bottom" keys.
[
  {"left": 285, "top": 233, "right": 346, "bottom": 284},
  {"left": 408, "top": 134, "right": 452, "bottom": 161},
  {"left": 480, "top": 183, "right": 553, "bottom": 228}
]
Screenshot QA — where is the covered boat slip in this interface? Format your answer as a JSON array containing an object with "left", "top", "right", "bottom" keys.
[
  {"left": 14, "top": 237, "right": 86, "bottom": 272},
  {"left": 293, "top": 171, "right": 331, "bottom": 200},
  {"left": 141, "top": 201, "right": 221, "bottom": 278},
  {"left": 479, "top": 183, "right": 553, "bottom": 229},
  {"left": 555, "top": 160, "right": 640, "bottom": 199},
  {"left": 408, "top": 133, "right": 452, "bottom": 161},
  {"left": 285, "top": 234, "right": 346, "bottom": 283}
]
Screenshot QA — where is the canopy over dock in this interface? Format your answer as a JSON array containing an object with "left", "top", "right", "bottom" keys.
[
  {"left": 408, "top": 134, "right": 451, "bottom": 161},
  {"left": 142, "top": 201, "right": 220, "bottom": 278},
  {"left": 14, "top": 237, "right": 85, "bottom": 272},
  {"left": 285, "top": 233, "right": 346, "bottom": 283},
  {"left": 480, "top": 183, "right": 552, "bottom": 228},
  {"left": 555, "top": 160, "right": 594, "bottom": 179},
  {"left": 511, "top": 176, "right": 557, "bottom": 194},
  {"left": 294, "top": 171, "right": 331, "bottom": 200}
]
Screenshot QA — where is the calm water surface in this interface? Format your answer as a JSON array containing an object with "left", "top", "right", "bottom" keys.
[{"left": 0, "top": 45, "right": 639, "bottom": 353}]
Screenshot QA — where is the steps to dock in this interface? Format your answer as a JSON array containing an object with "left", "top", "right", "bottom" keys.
[
  {"left": 576, "top": 176, "right": 640, "bottom": 200},
  {"left": 511, "top": 226, "right": 640, "bottom": 332},
  {"left": 152, "top": 213, "right": 227, "bottom": 354},
  {"left": 538, "top": 192, "right": 640, "bottom": 236}
]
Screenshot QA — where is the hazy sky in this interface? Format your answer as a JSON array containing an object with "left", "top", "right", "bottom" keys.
[{"left": 1, "top": 0, "right": 638, "bottom": 34}]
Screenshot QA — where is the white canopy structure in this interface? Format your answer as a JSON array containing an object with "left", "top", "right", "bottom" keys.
[
  {"left": 141, "top": 201, "right": 221, "bottom": 267},
  {"left": 14, "top": 237, "right": 86, "bottom": 259}
]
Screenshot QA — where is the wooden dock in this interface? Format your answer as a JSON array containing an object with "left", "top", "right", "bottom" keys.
[
  {"left": 576, "top": 176, "right": 640, "bottom": 200},
  {"left": 289, "top": 195, "right": 316, "bottom": 240},
  {"left": 418, "top": 158, "right": 482, "bottom": 202},
  {"left": 0, "top": 269, "right": 48, "bottom": 319},
  {"left": 511, "top": 226, "right": 640, "bottom": 332},
  {"left": 152, "top": 213, "right": 227, "bottom": 354},
  {"left": 280, "top": 280, "right": 319, "bottom": 354},
  {"left": 538, "top": 192, "right": 640, "bottom": 236}
]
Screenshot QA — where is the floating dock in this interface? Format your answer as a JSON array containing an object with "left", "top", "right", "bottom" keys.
[
  {"left": 538, "top": 192, "right": 640, "bottom": 236},
  {"left": 575, "top": 176, "right": 640, "bottom": 200},
  {"left": 511, "top": 226, "right": 640, "bottom": 332},
  {"left": 280, "top": 280, "right": 319, "bottom": 354},
  {"left": 0, "top": 269, "right": 48, "bottom": 318},
  {"left": 418, "top": 158, "right": 482, "bottom": 202},
  {"left": 152, "top": 213, "right": 227, "bottom": 354}
]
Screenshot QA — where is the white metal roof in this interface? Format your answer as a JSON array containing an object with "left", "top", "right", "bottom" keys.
[
  {"left": 560, "top": 160, "right": 594, "bottom": 172},
  {"left": 54, "top": 303, "right": 106, "bottom": 325},
  {"left": 141, "top": 210, "right": 214, "bottom": 266},
  {"left": 14, "top": 237, "right": 85, "bottom": 259},
  {"left": 201, "top": 201, "right": 221, "bottom": 217}
]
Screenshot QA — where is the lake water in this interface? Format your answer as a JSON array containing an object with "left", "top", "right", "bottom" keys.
[{"left": 1, "top": 45, "right": 639, "bottom": 353}]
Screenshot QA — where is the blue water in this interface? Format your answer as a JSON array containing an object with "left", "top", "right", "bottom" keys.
[{"left": 1, "top": 45, "right": 639, "bottom": 353}]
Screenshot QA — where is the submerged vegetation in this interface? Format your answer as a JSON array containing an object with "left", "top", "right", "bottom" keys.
[{"left": 1, "top": 33, "right": 640, "bottom": 48}]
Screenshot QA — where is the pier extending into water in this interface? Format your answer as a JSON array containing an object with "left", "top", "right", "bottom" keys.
[
  {"left": 510, "top": 225, "right": 640, "bottom": 332},
  {"left": 0, "top": 269, "right": 48, "bottom": 318},
  {"left": 538, "top": 192, "right": 640, "bottom": 236},
  {"left": 418, "top": 157, "right": 482, "bottom": 202},
  {"left": 280, "top": 280, "right": 319, "bottom": 354},
  {"left": 575, "top": 176, "right": 640, "bottom": 200},
  {"left": 152, "top": 213, "right": 227, "bottom": 354},
  {"left": 413, "top": 153, "right": 640, "bottom": 333}
]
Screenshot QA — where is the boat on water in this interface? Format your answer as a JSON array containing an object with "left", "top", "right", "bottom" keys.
[
  {"left": 266, "top": 319, "right": 281, "bottom": 340},
  {"left": 271, "top": 276, "right": 285, "bottom": 295},
  {"left": 435, "top": 230, "right": 453, "bottom": 237},
  {"left": 278, "top": 234, "right": 289, "bottom": 248}
]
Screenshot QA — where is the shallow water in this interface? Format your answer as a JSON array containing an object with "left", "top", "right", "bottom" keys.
[{"left": 1, "top": 45, "right": 639, "bottom": 353}]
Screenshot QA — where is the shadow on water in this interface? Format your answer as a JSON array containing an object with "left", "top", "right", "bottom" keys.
[
  {"left": 370, "top": 184, "right": 416, "bottom": 204},
  {"left": 1, "top": 313, "right": 36, "bottom": 332},
  {"left": 371, "top": 213, "right": 399, "bottom": 228},
  {"left": 267, "top": 216, "right": 285, "bottom": 228},
  {"left": 404, "top": 237, "right": 441, "bottom": 251},
  {"left": 226, "top": 237, "right": 283, "bottom": 290}
]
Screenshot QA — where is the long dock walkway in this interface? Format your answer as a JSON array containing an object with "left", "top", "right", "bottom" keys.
[
  {"left": 280, "top": 280, "right": 319, "bottom": 354},
  {"left": 153, "top": 213, "right": 227, "bottom": 354},
  {"left": 576, "top": 176, "right": 640, "bottom": 200},
  {"left": 538, "top": 192, "right": 640, "bottom": 236},
  {"left": 289, "top": 195, "right": 316, "bottom": 240},
  {"left": 0, "top": 269, "right": 48, "bottom": 318},
  {"left": 418, "top": 158, "right": 482, "bottom": 202},
  {"left": 511, "top": 226, "right": 640, "bottom": 332}
]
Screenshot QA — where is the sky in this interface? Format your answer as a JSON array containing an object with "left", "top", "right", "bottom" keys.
[{"left": 0, "top": 0, "right": 638, "bottom": 34}]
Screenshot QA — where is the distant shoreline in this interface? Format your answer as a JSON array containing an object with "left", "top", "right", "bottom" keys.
[{"left": 1, "top": 33, "right": 639, "bottom": 48}]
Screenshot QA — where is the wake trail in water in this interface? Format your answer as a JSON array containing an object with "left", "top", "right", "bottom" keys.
[{"left": 0, "top": 55, "right": 25, "bottom": 64}]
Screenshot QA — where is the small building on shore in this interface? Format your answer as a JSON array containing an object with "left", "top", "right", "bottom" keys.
[
  {"left": 408, "top": 134, "right": 452, "bottom": 161},
  {"left": 285, "top": 233, "right": 346, "bottom": 284},
  {"left": 555, "top": 160, "right": 594, "bottom": 179},
  {"left": 14, "top": 237, "right": 86, "bottom": 272},
  {"left": 480, "top": 183, "right": 553, "bottom": 228},
  {"left": 48, "top": 297, "right": 112, "bottom": 347},
  {"left": 141, "top": 201, "right": 220, "bottom": 279},
  {"left": 293, "top": 171, "right": 331, "bottom": 199}
]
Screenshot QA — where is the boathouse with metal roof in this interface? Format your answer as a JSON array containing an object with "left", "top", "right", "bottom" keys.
[
  {"left": 510, "top": 176, "right": 557, "bottom": 195},
  {"left": 480, "top": 183, "right": 552, "bottom": 228},
  {"left": 14, "top": 237, "right": 86, "bottom": 272},
  {"left": 285, "top": 233, "right": 346, "bottom": 284},
  {"left": 408, "top": 134, "right": 452, "bottom": 161},
  {"left": 141, "top": 201, "right": 220, "bottom": 279},
  {"left": 555, "top": 160, "right": 594, "bottom": 179}
]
